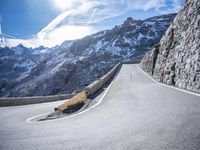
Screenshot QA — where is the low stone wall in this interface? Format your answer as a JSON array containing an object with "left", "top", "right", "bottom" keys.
[
  {"left": 0, "top": 63, "right": 121, "bottom": 108},
  {"left": 0, "top": 94, "right": 74, "bottom": 107},
  {"left": 57, "top": 63, "right": 122, "bottom": 112},
  {"left": 85, "top": 63, "right": 121, "bottom": 96}
]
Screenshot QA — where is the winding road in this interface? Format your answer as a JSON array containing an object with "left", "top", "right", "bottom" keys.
[{"left": 1, "top": 64, "right": 200, "bottom": 150}]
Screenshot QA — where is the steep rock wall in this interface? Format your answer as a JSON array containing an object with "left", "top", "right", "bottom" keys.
[{"left": 141, "top": 0, "right": 200, "bottom": 93}]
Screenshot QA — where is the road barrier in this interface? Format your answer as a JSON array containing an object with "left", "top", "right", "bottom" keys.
[
  {"left": 0, "top": 63, "right": 121, "bottom": 108},
  {"left": 0, "top": 94, "right": 74, "bottom": 106},
  {"left": 85, "top": 63, "right": 121, "bottom": 96},
  {"left": 56, "top": 63, "right": 122, "bottom": 112}
]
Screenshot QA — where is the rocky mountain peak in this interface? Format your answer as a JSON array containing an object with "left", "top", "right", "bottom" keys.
[
  {"left": 123, "top": 17, "right": 134, "bottom": 25},
  {"left": 123, "top": 17, "right": 143, "bottom": 26}
]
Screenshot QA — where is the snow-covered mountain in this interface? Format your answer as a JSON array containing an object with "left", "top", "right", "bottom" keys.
[{"left": 0, "top": 13, "right": 176, "bottom": 97}]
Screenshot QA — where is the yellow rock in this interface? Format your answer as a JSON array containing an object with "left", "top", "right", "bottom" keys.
[{"left": 58, "top": 91, "right": 87, "bottom": 111}]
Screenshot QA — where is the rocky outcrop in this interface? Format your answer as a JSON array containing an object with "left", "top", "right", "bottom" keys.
[{"left": 141, "top": 0, "right": 200, "bottom": 93}]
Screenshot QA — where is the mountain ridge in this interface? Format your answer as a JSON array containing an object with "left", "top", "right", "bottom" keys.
[{"left": 0, "top": 13, "right": 176, "bottom": 97}]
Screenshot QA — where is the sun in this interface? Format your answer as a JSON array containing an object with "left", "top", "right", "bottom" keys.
[{"left": 54, "top": 0, "right": 73, "bottom": 11}]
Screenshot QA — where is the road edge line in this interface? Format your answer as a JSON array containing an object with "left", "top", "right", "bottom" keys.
[
  {"left": 137, "top": 65, "right": 200, "bottom": 97},
  {"left": 26, "top": 79, "right": 114, "bottom": 123}
]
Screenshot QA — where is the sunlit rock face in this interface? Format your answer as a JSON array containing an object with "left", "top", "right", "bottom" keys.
[
  {"left": 0, "top": 14, "right": 176, "bottom": 97},
  {"left": 141, "top": 0, "right": 200, "bottom": 93}
]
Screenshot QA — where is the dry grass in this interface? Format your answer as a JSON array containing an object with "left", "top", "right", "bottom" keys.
[{"left": 58, "top": 91, "right": 87, "bottom": 111}]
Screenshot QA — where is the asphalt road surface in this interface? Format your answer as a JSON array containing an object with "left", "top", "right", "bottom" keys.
[{"left": 1, "top": 64, "right": 200, "bottom": 150}]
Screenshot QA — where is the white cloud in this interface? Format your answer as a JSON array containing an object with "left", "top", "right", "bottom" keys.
[
  {"left": 53, "top": 0, "right": 81, "bottom": 11},
  {"left": 126, "top": 0, "right": 165, "bottom": 11},
  {"left": 36, "top": 0, "right": 129, "bottom": 47},
  {"left": 4, "top": 0, "right": 183, "bottom": 48},
  {"left": 37, "top": 10, "right": 74, "bottom": 40},
  {"left": 37, "top": 0, "right": 183, "bottom": 47},
  {"left": 157, "top": 0, "right": 182, "bottom": 13},
  {"left": 86, "top": 8, "right": 97, "bottom": 26},
  {"left": 40, "top": 25, "right": 95, "bottom": 47}
]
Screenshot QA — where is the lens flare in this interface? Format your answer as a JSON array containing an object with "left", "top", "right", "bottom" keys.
[{"left": 54, "top": 0, "right": 74, "bottom": 11}]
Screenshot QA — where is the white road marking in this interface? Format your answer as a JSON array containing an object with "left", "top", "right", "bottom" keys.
[
  {"left": 138, "top": 65, "right": 200, "bottom": 97},
  {"left": 26, "top": 113, "right": 50, "bottom": 123},
  {"left": 27, "top": 65, "right": 199, "bottom": 123},
  {"left": 26, "top": 80, "right": 114, "bottom": 123}
]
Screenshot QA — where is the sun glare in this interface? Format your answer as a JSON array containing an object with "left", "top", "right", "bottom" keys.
[{"left": 54, "top": 0, "right": 73, "bottom": 11}]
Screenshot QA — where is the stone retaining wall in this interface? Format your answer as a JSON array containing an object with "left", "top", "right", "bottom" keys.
[
  {"left": 0, "top": 94, "right": 74, "bottom": 107},
  {"left": 85, "top": 63, "right": 121, "bottom": 96},
  {"left": 0, "top": 63, "right": 121, "bottom": 107},
  {"left": 57, "top": 63, "right": 122, "bottom": 112}
]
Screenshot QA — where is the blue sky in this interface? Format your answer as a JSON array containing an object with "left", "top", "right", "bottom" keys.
[
  {"left": 0, "top": 0, "right": 60, "bottom": 38},
  {"left": 0, "top": 0, "right": 185, "bottom": 47}
]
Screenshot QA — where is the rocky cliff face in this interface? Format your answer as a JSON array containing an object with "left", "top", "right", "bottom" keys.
[
  {"left": 141, "top": 0, "right": 200, "bottom": 93},
  {"left": 0, "top": 14, "right": 176, "bottom": 97}
]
